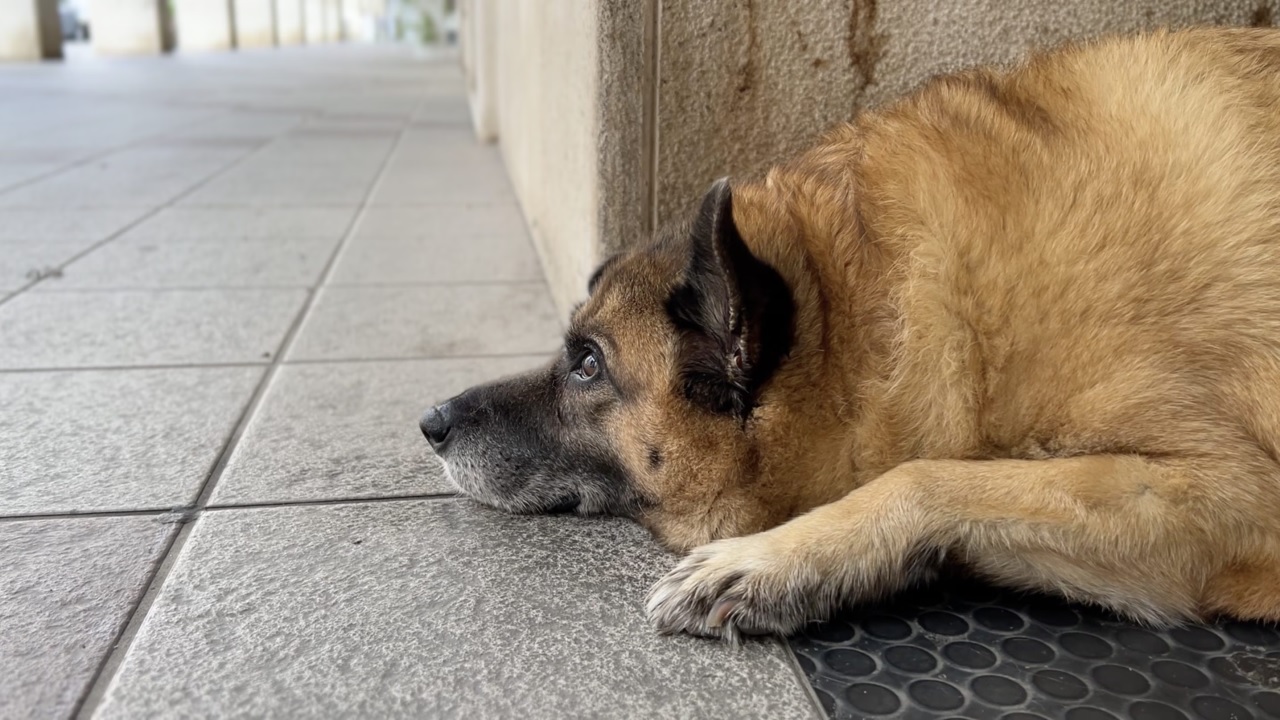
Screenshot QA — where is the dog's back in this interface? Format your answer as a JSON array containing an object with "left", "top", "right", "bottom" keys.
[{"left": 826, "top": 29, "right": 1280, "bottom": 469}]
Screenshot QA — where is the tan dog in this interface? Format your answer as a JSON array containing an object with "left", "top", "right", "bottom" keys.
[{"left": 420, "top": 27, "right": 1280, "bottom": 641}]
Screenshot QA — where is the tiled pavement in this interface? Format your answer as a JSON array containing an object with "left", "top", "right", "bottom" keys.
[{"left": 0, "top": 47, "right": 820, "bottom": 719}]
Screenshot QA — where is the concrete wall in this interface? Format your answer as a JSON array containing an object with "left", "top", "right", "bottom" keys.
[
  {"left": 460, "top": 0, "right": 498, "bottom": 142},
  {"left": 0, "top": 0, "right": 62, "bottom": 61},
  {"left": 91, "top": 0, "right": 175, "bottom": 54},
  {"left": 234, "top": 0, "right": 278, "bottom": 48},
  {"left": 485, "top": 0, "right": 599, "bottom": 316},
  {"left": 465, "top": 0, "right": 1280, "bottom": 317},
  {"left": 174, "top": 0, "right": 236, "bottom": 51}
]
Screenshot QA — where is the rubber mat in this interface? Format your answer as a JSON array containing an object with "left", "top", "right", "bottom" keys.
[{"left": 788, "top": 577, "right": 1280, "bottom": 720}]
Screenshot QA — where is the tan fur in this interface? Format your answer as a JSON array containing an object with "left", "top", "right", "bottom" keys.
[{"left": 580, "top": 28, "right": 1280, "bottom": 638}]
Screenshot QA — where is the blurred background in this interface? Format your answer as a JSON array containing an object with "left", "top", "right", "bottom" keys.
[{"left": 46, "top": 0, "right": 459, "bottom": 53}]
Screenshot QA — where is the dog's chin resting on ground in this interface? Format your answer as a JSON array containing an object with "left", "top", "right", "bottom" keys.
[{"left": 421, "top": 27, "right": 1280, "bottom": 642}]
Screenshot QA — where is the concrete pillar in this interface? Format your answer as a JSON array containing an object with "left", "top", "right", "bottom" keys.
[
  {"left": 459, "top": 0, "right": 497, "bottom": 141},
  {"left": 234, "top": 0, "right": 277, "bottom": 48},
  {"left": 91, "top": 0, "right": 175, "bottom": 55},
  {"left": 0, "top": 0, "right": 62, "bottom": 61},
  {"left": 322, "top": 0, "right": 342, "bottom": 41},
  {"left": 276, "top": 0, "right": 304, "bottom": 44},
  {"left": 174, "top": 0, "right": 236, "bottom": 51},
  {"left": 303, "top": 0, "right": 325, "bottom": 43}
]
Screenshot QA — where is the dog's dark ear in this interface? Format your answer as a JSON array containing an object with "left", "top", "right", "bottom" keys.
[{"left": 666, "top": 178, "right": 795, "bottom": 419}]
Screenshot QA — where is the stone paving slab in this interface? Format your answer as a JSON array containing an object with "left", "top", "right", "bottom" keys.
[
  {"left": 120, "top": 206, "right": 356, "bottom": 242},
  {"left": 329, "top": 233, "right": 543, "bottom": 284},
  {"left": 211, "top": 356, "right": 542, "bottom": 506},
  {"left": 0, "top": 208, "right": 150, "bottom": 242},
  {"left": 0, "top": 289, "right": 307, "bottom": 369},
  {"left": 353, "top": 205, "right": 528, "bottom": 241},
  {"left": 286, "top": 284, "right": 562, "bottom": 361},
  {"left": 97, "top": 501, "right": 816, "bottom": 719},
  {"left": 0, "top": 239, "right": 97, "bottom": 292},
  {"left": 43, "top": 236, "right": 339, "bottom": 289},
  {"left": 0, "top": 515, "right": 175, "bottom": 720},
  {"left": 0, "top": 145, "right": 255, "bottom": 208},
  {"left": 0, "top": 367, "right": 263, "bottom": 515}
]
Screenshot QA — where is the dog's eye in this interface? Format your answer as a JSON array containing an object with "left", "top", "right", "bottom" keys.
[{"left": 577, "top": 352, "right": 599, "bottom": 380}]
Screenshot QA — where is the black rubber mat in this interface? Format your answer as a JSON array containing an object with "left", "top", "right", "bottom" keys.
[{"left": 788, "top": 577, "right": 1280, "bottom": 720}]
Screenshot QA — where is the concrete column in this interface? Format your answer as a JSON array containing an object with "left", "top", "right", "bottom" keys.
[
  {"left": 174, "top": 0, "right": 236, "bottom": 51},
  {"left": 460, "top": 0, "right": 497, "bottom": 141},
  {"left": 303, "top": 0, "right": 325, "bottom": 43},
  {"left": 91, "top": 0, "right": 175, "bottom": 55},
  {"left": 322, "top": 0, "right": 342, "bottom": 41},
  {"left": 234, "top": 0, "right": 277, "bottom": 48},
  {"left": 276, "top": 0, "right": 304, "bottom": 44},
  {"left": 0, "top": 0, "right": 62, "bottom": 61}
]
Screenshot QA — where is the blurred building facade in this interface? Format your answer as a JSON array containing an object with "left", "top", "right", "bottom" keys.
[{"left": 0, "top": 0, "right": 457, "bottom": 60}]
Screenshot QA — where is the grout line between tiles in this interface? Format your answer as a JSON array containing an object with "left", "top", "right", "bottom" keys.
[
  {"left": 0, "top": 493, "right": 460, "bottom": 524},
  {"left": 0, "top": 508, "right": 171, "bottom": 524},
  {"left": 775, "top": 637, "right": 832, "bottom": 720},
  {"left": 204, "top": 492, "right": 460, "bottom": 512},
  {"left": 0, "top": 351, "right": 551, "bottom": 374},
  {"left": 24, "top": 279, "right": 549, "bottom": 293},
  {"left": 71, "top": 110, "right": 416, "bottom": 720}
]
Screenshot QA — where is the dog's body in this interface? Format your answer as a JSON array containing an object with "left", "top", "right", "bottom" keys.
[{"left": 423, "top": 27, "right": 1280, "bottom": 640}]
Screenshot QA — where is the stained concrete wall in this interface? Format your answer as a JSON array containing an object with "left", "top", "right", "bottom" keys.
[
  {"left": 487, "top": 0, "right": 599, "bottom": 316},
  {"left": 0, "top": 0, "right": 62, "bottom": 60},
  {"left": 465, "top": 0, "right": 1280, "bottom": 317}
]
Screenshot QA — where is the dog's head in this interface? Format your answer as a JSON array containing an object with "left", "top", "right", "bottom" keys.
[{"left": 421, "top": 179, "right": 812, "bottom": 550}]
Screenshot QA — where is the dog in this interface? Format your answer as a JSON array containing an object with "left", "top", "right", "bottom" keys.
[{"left": 421, "top": 27, "right": 1280, "bottom": 641}]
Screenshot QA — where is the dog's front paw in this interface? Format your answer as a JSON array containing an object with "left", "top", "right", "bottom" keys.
[{"left": 645, "top": 532, "right": 821, "bottom": 642}]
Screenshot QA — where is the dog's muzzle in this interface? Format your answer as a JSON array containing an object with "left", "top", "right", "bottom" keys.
[{"left": 420, "top": 401, "right": 454, "bottom": 452}]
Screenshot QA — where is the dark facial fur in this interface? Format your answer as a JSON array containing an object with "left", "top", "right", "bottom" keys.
[
  {"left": 422, "top": 179, "right": 795, "bottom": 540},
  {"left": 426, "top": 356, "right": 645, "bottom": 517}
]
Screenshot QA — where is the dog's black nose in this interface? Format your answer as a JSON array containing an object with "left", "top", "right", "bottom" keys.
[{"left": 420, "top": 403, "right": 453, "bottom": 450}]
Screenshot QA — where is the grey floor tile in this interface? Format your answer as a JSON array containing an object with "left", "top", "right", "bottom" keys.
[
  {"left": 180, "top": 166, "right": 384, "bottom": 206},
  {"left": 96, "top": 501, "right": 815, "bottom": 719},
  {"left": 372, "top": 165, "right": 515, "bottom": 205},
  {"left": 329, "top": 234, "right": 542, "bottom": 284},
  {"left": 121, "top": 206, "right": 356, "bottom": 242},
  {"left": 1, "top": 516, "right": 175, "bottom": 720},
  {"left": 0, "top": 161, "right": 63, "bottom": 191},
  {"left": 354, "top": 205, "right": 527, "bottom": 240},
  {"left": 0, "top": 145, "right": 254, "bottom": 208},
  {"left": 0, "top": 367, "right": 263, "bottom": 514},
  {"left": 412, "top": 97, "right": 471, "bottom": 125},
  {"left": 160, "top": 111, "right": 305, "bottom": 142},
  {"left": 0, "top": 208, "right": 151, "bottom": 242},
  {"left": 46, "top": 236, "right": 338, "bottom": 289},
  {"left": 287, "top": 284, "right": 562, "bottom": 361},
  {"left": 211, "top": 356, "right": 541, "bottom": 505},
  {"left": 0, "top": 289, "right": 307, "bottom": 369},
  {"left": 0, "top": 239, "right": 96, "bottom": 291}
]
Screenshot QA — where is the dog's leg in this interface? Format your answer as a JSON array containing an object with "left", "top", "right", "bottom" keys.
[{"left": 646, "top": 455, "right": 1276, "bottom": 640}]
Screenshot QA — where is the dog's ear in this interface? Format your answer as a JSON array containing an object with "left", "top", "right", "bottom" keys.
[{"left": 666, "top": 178, "right": 795, "bottom": 419}]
